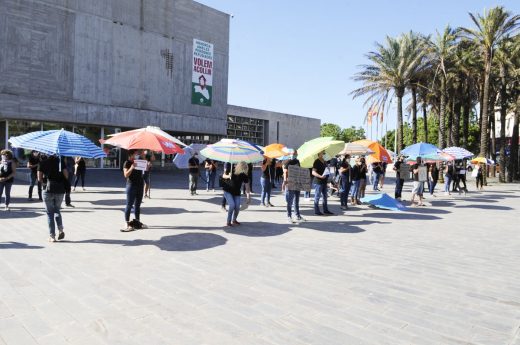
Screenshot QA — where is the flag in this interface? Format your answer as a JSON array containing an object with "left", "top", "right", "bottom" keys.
[{"left": 367, "top": 106, "right": 378, "bottom": 125}]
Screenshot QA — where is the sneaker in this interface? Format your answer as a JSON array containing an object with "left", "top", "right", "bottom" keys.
[
  {"left": 48, "top": 236, "right": 56, "bottom": 243},
  {"left": 340, "top": 205, "right": 348, "bottom": 210},
  {"left": 4, "top": 205, "right": 9, "bottom": 211},
  {"left": 314, "top": 211, "right": 324, "bottom": 216},
  {"left": 66, "top": 204, "right": 75, "bottom": 208},
  {"left": 287, "top": 217, "right": 295, "bottom": 224},
  {"left": 267, "top": 202, "right": 274, "bottom": 207},
  {"left": 72, "top": 188, "right": 76, "bottom": 192},
  {"left": 324, "top": 211, "right": 334, "bottom": 215},
  {"left": 120, "top": 223, "right": 134, "bottom": 232},
  {"left": 28, "top": 197, "right": 33, "bottom": 201},
  {"left": 58, "top": 231, "right": 65, "bottom": 240},
  {"left": 296, "top": 216, "right": 306, "bottom": 222},
  {"left": 232, "top": 220, "right": 241, "bottom": 226},
  {"left": 225, "top": 223, "right": 233, "bottom": 227}
]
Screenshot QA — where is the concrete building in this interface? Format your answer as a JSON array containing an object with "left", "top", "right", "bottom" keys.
[{"left": 0, "top": 0, "right": 320, "bottom": 167}]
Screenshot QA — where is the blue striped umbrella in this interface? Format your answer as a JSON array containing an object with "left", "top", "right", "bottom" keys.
[
  {"left": 442, "top": 146, "right": 474, "bottom": 159},
  {"left": 9, "top": 129, "right": 106, "bottom": 158}
]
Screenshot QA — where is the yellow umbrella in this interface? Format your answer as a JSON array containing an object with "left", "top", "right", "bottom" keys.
[
  {"left": 297, "top": 137, "right": 344, "bottom": 168},
  {"left": 263, "top": 143, "right": 287, "bottom": 159},
  {"left": 471, "top": 157, "right": 494, "bottom": 165}
]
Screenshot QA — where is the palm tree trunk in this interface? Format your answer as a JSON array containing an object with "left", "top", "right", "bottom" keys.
[
  {"left": 453, "top": 100, "right": 461, "bottom": 147},
  {"left": 397, "top": 92, "right": 404, "bottom": 152},
  {"left": 489, "top": 91, "right": 497, "bottom": 177},
  {"left": 479, "top": 56, "right": 491, "bottom": 157},
  {"left": 509, "top": 98, "right": 519, "bottom": 182},
  {"left": 499, "top": 64, "right": 507, "bottom": 183},
  {"left": 422, "top": 102, "right": 428, "bottom": 143},
  {"left": 439, "top": 77, "right": 447, "bottom": 149},
  {"left": 462, "top": 83, "right": 470, "bottom": 149},
  {"left": 411, "top": 86, "right": 417, "bottom": 144},
  {"left": 447, "top": 96, "right": 454, "bottom": 147}
]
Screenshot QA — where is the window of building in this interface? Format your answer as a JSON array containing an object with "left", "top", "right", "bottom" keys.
[{"left": 226, "top": 115, "right": 266, "bottom": 145}]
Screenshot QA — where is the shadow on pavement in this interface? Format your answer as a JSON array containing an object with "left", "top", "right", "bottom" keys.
[
  {"left": 0, "top": 210, "right": 44, "bottom": 219},
  {"left": 70, "top": 233, "right": 227, "bottom": 251},
  {"left": 352, "top": 212, "right": 442, "bottom": 221},
  {"left": 0, "top": 241, "right": 44, "bottom": 249},
  {"left": 455, "top": 204, "right": 513, "bottom": 211}
]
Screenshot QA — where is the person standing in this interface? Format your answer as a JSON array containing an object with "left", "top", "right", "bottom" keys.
[
  {"left": 122, "top": 150, "right": 146, "bottom": 232},
  {"left": 393, "top": 156, "right": 405, "bottom": 200},
  {"left": 380, "top": 161, "right": 388, "bottom": 189},
  {"left": 260, "top": 157, "right": 274, "bottom": 207},
  {"left": 444, "top": 161, "right": 454, "bottom": 195},
  {"left": 143, "top": 152, "right": 153, "bottom": 198},
  {"left": 37, "top": 154, "right": 67, "bottom": 241},
  {"left": 358, "top": 157, "right": 368, "bottom": 199},
  {"left": 476, "top": 163, "right": 484, "bottom": 190},
  {"left": 188, "top": 152, "right": 200, "bottom": 195},
  {"left": 339, "top": 155, "right": 351, "bottom": 210},
  {"left": 457, "top": 161, "right": 468, "bottom": 195},
  {"left": 204, "top": 158, "right": 217, "bottom": 192},
  {"left": 73, "top": 157, "right": 86, "bottom": 191},
  {"left": 283, "top": 150, "right": 305, "bottom": 223},
  {"left": 411, "top": 157, "right": 425, "bottom": 206},
  {"left": 428, "top": 163, "right": 439, "bottom": 196},
  {"left": 312, "top": 151, "right": 333, "bottom": 215},
  {"left": 221, "top": 161, "right": 250, "bottom": 226},
  {"left": 350, "top": 157, "right": 361, "bottom": 205},
  {"left": 64, "top": 157, "right": 74, "bottom": 207},
  {"left": 0, "top": 149, "right": 17, "bottom": 211},
  {"left": 371, "top": 161, "right": 382, "bottom": 191},
  {"left": 27, "top": 151, "right": 42, "bottom": 201}
]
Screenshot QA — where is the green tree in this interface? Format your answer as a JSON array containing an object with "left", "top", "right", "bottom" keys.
[
  {"left": 341, "top": 126, "right": 366, "bottom": 142},
  {"left": 320, "top": 123, "right": 342, "bottom": 140},
  {"left": 458, "top": 6, "right": 520, "bottom": 157}
]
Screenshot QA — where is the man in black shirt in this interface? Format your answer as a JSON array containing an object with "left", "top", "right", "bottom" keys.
[
  {"left": 312, "top": 151, "right": 333, "bottom": 215},
  {"left": 339, "top": 155, "right": 351, "bottom": 210},
  {"left": 188, "top": 152, "right": 200, "bottom": 195},
  {"left": 38, "top": 155, "right": 69, "bottom": 242},
  {"left": 27, "top": 151, "right": 42, "bottom": 201},
  {"left": 393, "top": 156, "right": 405, "bottom": 200},
  {"left": 283, "top": 150, "right": 305, "bottom": 223}
]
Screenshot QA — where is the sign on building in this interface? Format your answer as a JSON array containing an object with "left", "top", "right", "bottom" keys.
[
  {"left": 287, "top": 165, "right": 311, "bottom": 192},
  {"left": 191, "top": 39, "right": 213, "bottom": 106}
]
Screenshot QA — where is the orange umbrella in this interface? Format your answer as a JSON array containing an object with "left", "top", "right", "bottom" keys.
[
  {"left": 102, "top": 128, "right": 184, "bottom": 154},
  {"left": 263, "top": 143, "right": 287, "bottom": 159},
  {"left": 352, "top": 140, "right": 393, "bottom": 163}
]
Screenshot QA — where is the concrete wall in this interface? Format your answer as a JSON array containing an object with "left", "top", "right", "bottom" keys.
[
  {"left": 0, "top": 0, "right": 229, "bottom": 135},
  {"left": 228, "top": 105, "right": 321, "bottom": 149}
]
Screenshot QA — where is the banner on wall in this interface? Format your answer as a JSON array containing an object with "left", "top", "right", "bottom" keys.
[{"left": 191, "top": 39, "right": 213, "bottom": 106}]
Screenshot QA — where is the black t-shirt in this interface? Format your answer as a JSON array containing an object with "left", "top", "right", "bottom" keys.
[
  {"left": 431, "top": 165, "right": 439, "bottom": 180},
  {"left": 228, "top": 173, "right": 249, "bottom": 196},
  {"left": 394, "top": 161, "right": 402, "bottom": 179},
  {"left": 38, "top": 156, "right": 67, "bottom": 193},
  {"left": 188, "top": 157, "right": 200, "bottom": 174},
  {"left": 76, "top": 159, "right": 86, "bottom": 172},
  {"left": 351, "top": 164, "right": 360, "bottom": 181},
  {"left": 0, "top": 161, "right": 14, "bottom": 182},
  {"left": 312, "top": 159, "right": 327, "bottom": 185},
  {"left": 412, "top": 163, "right": 420, "bottom": 181},
  {"left": 284, "top": 158, "right": 300, "bottom": 169},
  {"left": 372, "top": 163, "right": 382, "bottom": 174},
  {"left": 340, "top": 160, "right": 350, "bottom": 176},
  {"left": 124, "top": 160, "right": 144, "bottom": 185},
  {"left": 262, "top": 159, "right": 275, "bottom": 179},
  {"left": 28, "top": 156, "right": 40, "bottom": 173}
]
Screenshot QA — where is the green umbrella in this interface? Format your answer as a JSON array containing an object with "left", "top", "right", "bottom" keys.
[{"left": 297, "top": 137, "right": 345, "bottom": 168}]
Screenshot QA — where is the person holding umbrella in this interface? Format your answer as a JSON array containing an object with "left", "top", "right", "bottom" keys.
[
  {"left": 37, "top": 154, "right": 68, "bottom": 241},
  {"left": 221, "top": 161, "right": 251, "bottom": 226},
  {"left": 122, "top": 149, "right": 147, "bottom": 232},
  {"left": 312, "top": 151, "right": 333, "bottom": 215}
]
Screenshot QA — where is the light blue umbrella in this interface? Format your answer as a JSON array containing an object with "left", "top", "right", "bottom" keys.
[
  {"left": 9, "top": 129, "right": 106, "bottom": 158},
  {"left": 172, "top": 144, "right": 207, "bottom": 169},
  {"left": 442, "top": 146, "right": 474, "bottom": 159},
  {"left": 360, "top": 193, "right": 406, "bottom": 211},
  {"left": 400, "top": 142, "right": 440, "bottom": 159}
]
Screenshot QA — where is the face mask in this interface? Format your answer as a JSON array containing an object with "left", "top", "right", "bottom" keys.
[{"left": 1, "top": 155, "right": 7, "bottom": 161}]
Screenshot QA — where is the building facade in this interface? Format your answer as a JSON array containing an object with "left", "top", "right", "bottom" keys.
[{"left": 0, "top": 0, "right": 320, "bottom": 167}]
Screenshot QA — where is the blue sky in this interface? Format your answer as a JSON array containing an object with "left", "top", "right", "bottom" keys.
[{"left": 197, "top": 0, "right": 519, "bottom": 139}]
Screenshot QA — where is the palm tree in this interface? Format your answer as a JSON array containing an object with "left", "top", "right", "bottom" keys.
[
  {"left": 352, "top": 34, "right": 428, "bottom": 152},
  {"left": 429, "top": 26, "right": 457, "bottom": 149},
  {"left": 458, "top": 6, "right": 520, "bottom": 157}
]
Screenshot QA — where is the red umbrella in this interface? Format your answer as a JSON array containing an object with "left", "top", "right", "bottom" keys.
[{"left": 101, "top": 128, "right": 184, "bottom": 154}]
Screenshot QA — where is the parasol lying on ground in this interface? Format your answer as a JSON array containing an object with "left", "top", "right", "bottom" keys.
[{"left": 360, "top": 193, "right": 406, "bottom": 211}]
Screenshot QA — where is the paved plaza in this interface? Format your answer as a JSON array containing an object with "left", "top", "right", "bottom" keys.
[{"left": 1, "top": 169, "right": 519, "bottom": 345}]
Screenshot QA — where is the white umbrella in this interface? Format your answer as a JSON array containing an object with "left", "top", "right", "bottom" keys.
[
  {"left": 339, "top": 142, "right": 375, "bottom": 155},
  {"left": 172, "top": 144, "right": 207, "bottom": 169}
]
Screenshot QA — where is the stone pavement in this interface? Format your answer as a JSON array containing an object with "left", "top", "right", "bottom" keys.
[{"left": 1, "top": 169, "right": 519, "bottom": 345}]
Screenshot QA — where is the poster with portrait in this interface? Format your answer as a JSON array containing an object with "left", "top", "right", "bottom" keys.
[
  {"left": 287, "top": 165, "right": 311, "bottom": 192},
  {"left": 399, "top": 164, "right": 411, "bottom": 181},
  {"left": 191, "top": 39, "right": 213, "bottom": 106}
]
